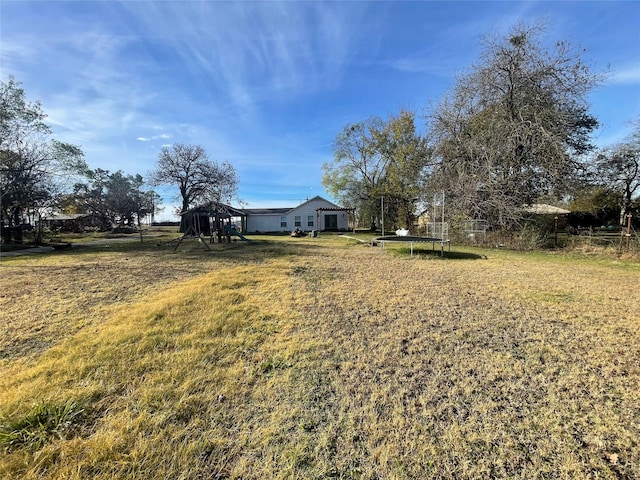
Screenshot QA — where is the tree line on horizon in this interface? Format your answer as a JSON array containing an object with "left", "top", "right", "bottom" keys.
[
  {"left": 322, "top": 22, "right": 639, "bottom": 234},
  {"left": 2, "top": 21, "right": 639, "bottom": 244},
  {"left": 0, "top": 74, "right": 237, "bottom": 242}
]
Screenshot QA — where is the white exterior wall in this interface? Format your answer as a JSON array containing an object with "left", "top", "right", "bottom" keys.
[
  {"left": 291, "top": 197, "right": 350, "bottom": 231},
  {"left": 246, "top": 214, "right": 285, "bottom": 233},
  {"left": 245, "top": 197, "right": 350, "bottom": 233},
  {"left": 317, "top": 210, "right": 350, "bottom": 231},
  {"left": 290, "top": 199, "right": 323, "bottom": 231}
]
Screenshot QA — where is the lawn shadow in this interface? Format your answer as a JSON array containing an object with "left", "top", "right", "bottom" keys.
[
  {"left": 400, "top": 248, "right": 486, "bottom": 260},
  {"left": 54, "top": 236, "right": 326, "bottom": 265}
]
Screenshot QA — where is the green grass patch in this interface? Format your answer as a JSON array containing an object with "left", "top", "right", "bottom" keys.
[{"left": 1, "top": 400, "right": 84, "bottom": 452}]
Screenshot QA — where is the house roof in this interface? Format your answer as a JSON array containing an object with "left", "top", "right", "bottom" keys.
[
  {"left": 44, "top": 213, "right": 92, "bottom": 221},
  {"left": 242, "top": 196, "right": 343, "bottom": 216},
  {"left": 242, "top": 208, "right": 292, "bottom": 215},
  {"left": 523, "top": 204, "right": 571, "bottom": 214},
  {"left": 290, "top": 195, "right": 340, "bottom": 211}
]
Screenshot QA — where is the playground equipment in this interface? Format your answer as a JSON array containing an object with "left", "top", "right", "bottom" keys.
[
  {"left": 158, "top": 203, "right": 249, "bottom": 251},
  {"left": 224, "top": 224, "right": 249, "bottom": 241},
  {"left": 167, "top": 213, "right": 211, "bottom": 251}
]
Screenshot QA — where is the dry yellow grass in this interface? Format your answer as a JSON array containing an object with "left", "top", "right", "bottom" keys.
[
  {"left": 1, "top": 236, "right": 638, "bottom": 479},
  {"left": 0, "top": 238, "right": 253, "bottom": 360}
]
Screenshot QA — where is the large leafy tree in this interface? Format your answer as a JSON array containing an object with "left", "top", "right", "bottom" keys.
[
  {"left": 428, "top": 22, "right": 601, "bottom": 229},
  {"left": 1, "top": 76, "right": 85, "bottom": 237},
  {"left": 149, "top": 144, "right": 237, "bottom": 223},
  {"left": 74, "top": 169, "right": 159, "bottom": 228},
  {"left": 323, "top": 111, "right": 430, "bottom": 230},
  {"left": 323, "top": 117, "right": 387, "bottom": 230},
  {"left": 378, "top": 110, "right": 431, "bottom": 229}
]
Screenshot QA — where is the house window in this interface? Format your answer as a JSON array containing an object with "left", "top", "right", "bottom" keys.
[
  {"left": 294, "top": 216, "right": 301, "bottom": 227},
  {"left": 307, "top": 216, "right": 314, "bottom": 227},
  {"left": 280, "top": 216, "right": 287, "bottom": 227}
]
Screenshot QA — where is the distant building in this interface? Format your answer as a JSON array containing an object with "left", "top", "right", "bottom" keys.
[
  {"left": 38, "top": 213, "right": 111, "bottom": 232},
  {"left": 522, "top": 204, "right": 571, "bottom": 215}
]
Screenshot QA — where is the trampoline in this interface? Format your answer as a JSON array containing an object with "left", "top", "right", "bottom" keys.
[{"left": 375, "top": 235, "right": 451, "bottom": 257}]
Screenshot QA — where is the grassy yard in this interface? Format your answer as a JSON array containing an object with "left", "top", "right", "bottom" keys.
[{"left": 1, "top": 235, "right": 638, "bottom": 479}]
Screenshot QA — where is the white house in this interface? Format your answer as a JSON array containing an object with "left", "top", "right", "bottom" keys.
[{"left": 244, "top": 196, "right": 352, "bottom": 233}]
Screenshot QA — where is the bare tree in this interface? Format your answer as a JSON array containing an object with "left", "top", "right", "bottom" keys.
[
  {"left": 149, "top": 143, "right": 237, "bottom": 221},
  {"left": 428, "top": 22, "right": 602, "bottom": 230}
]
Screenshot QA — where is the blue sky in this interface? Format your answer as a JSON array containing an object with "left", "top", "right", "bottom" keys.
[{"left": 2, "top": 1, "right": 639, "bottom": 220}]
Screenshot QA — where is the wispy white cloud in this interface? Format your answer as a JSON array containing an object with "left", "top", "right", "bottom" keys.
[
  {"left": 384, "top": 4, "right": 536, "bottom": 77},
  {"left": 0, "top": 39, "right": 39, "bottom": 77},
  {"left": 136, "top": 133, "right": 170, "bottom": 142},
  {"left": 117, "top": 1, "right": 365, "bottom": 113},
  {"left": 611, "top": 63, "right": 640, "bottom": 85},
  {"left": 386, "top": 52, "right": 463, "bottom": 77}
]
